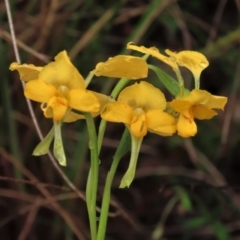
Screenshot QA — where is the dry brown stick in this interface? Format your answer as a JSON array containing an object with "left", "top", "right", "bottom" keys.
[
  {"left": 221, "top": 59, "right": 240, "bottom": 144},
  {"left": 170, "top": 3, "right": 192, "bottom": 49},
  {"left": 114, "top": 6, "right": 146, "bottom": 24},
  {"left": 184, "top": 13, "right": 211, "bottom": 32},
  {"left": 136, "top": 165, "right": 216, "bottom": 185},
  {"left": 0, "top": 29, "right": 50, "bottom": 63},
  {"left": 129, "top": 0, "right": 176, "bottom": 45},
  {"left": 69, "top": 7, "right": 116, "bottom": 60},
  {"left": 0, "top": 148, "right": 85, "bottom": 240},
  {"left": 235, "top": 0, "right": 240, "bottom": 21},
  {"left": 0, "top": 191, "right": 81, "bottom": 228},
  {"left": 207, "top": 0, "right": 228, "bottom": 43},
  {"left": 33, "top": 0, "right": 59, "bottom": 51},
  {"left": 17, "top": 203, "right": 39, "bottom": 240},
  {"left": 0, "top": 176, "right": 72, "bottom": 192},
  {"left": 0, "top": 189, "right": 79, "bottom": 204},
  {"left": 183, "top": 138, "right": 240, "bottom": 209},
  {"left": 183, "top": 138, "right": 226, "bottom": 186}
]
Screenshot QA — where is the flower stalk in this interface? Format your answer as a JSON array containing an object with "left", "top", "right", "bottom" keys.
[
  {"left": 97, "top": 128, "right": 131, "bottom": 240},
  {"left": 84, "top": 112, "right": 99, "bottom": 240}
]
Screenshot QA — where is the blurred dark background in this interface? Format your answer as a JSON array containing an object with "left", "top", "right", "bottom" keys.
[{"left": 1, "top": 0, "right": 240, "bottom": 239}]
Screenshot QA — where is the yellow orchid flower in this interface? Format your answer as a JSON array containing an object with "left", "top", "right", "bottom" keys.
[
  {"left": 168, "top": 89, "right": 227, "bottom": 138},
  {"left": 101, "top": 81, "right": 176, "bottom": 137},
  {"left": 10, "top": 51, "right": 108, "bottom": 122},
  {"left": 93, "top": 55, "right": 148, "bottom": 79},
  {"left": 127, "top": 43, "right": 209, "bottom": 89},
  {"left": 101, "top": 81, "right": 176, "bottom": 188}
]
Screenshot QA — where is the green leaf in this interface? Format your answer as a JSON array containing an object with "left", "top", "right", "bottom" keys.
[
  {"left": 53, "top": 121, "right": 66, "bottom": 166},
  {"left": 32, "top": 127, "right": 54, "bottom": 156},
  {"left": 175, "top": 186, "right": 192, "bottom": 212},
  {"left": 148, "top": 64, "right": 180, "bottom": 96},
  {"left": 184, "top": 217, "right": 208, "bottom": 229},
  {"left": 212, "top": 221, "right": 230, "bottom": 240}
]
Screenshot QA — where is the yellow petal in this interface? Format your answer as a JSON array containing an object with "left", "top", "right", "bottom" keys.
[
  {"left": 187, "top": 89, "right": 211, "bottom": 105},
  {"left": 192, "top": 105, "right": 217, "bottom": 120},
  {"left": 127, "top": 42, "right": 177, "bottom": 70},
  {"left": 118, "top": 81, "right": 166, "bottom": 111},
  {"left": 42, "top": 96, "right": 68, "bottom": 121},
  {"left": 54, "top": 50, "right": 73, "bottom": 65},
  {"left": 90, "top": 92, "right": 110, "bottom": 117},
  {"left": 39, "top": 51, "right": 85, "bottom": 89},
  {"left": 146, "top": 110, "right": 177, "bottom": 136},
  {"left": 177, "top": 110, "right": 197, "bottom": 138},
  {"left": 204, "top": 95, "right": 227, "bottom": 110},
  {"left": 24, "top": 80, "right": 56, "bottom": 102},
  {"left": 101, "top": 102, "right": 132, "bottom": 124},
  {"left": 188, "top": 89, "right": 227, "bottom": 110},
  {"left": 169, "top": 99, "right": 193, "bottom": 113},
  {"left": 9, "top": 62, "right": 42, "bottom": 81},
  {"left": 69, "top": 89, "right": 100, "bottom": 113},
  {"left": 63, "top": 111, "right": 84, "bottom": 122},
  {"left": 41, "top": 103, "right": 53, "bottom": 119},
  {"left": 165, "top": 49, "right": 209, "bottom": 81},
  {"left": 130, "top": 108, "right": 148, "bottom": 137},
  {"left": 94, "top": 55, "right": 148, "bottom": 79}
]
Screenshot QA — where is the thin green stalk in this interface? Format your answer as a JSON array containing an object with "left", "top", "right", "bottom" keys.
[
  {"left": 97, "top": 77, "right": 129, "bottom": 153},
  {"left": 97, "top": 128, "right": 131, "bottom": 240},
  {"left": 85, "top": 71, "right": 95, "bottom": 87},
  {"left": 110, "top": 78, "right": 129, "bottom": 99},
  {"left": 84, "top": 112, "right": 99, "bottom": 240},
  {"left": 151, "top": 195, "right": 179, "bottom": 240},
  {"left": 173, "top": 66, "right": 185, "bottom": 97},
  {"left": 97, "top": 119, "right": 107, "bottom": 154}
]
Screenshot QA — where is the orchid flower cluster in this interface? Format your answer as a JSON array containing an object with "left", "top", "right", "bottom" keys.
[{"left": 10, "top": 43, "right": 228, "bottom": 240}]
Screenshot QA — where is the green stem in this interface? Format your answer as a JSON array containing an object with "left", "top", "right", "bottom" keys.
[
  {"left": 173, "top": 66, "right": 185, "bottom": 97},
  {"left": 194, "top": 75, "right": 200, "bottom": 89},
  {"left": 97, "top": 128, "right": 131, "bottom": 240},
  {"left": 85, "top": 71, "right": 95, "bottom": 87},
  {"left": 84, "top": 112, "right": 99, "bottom": 240},
  {"left": 97, "top": 77, "right": 129, "bottom": 153},
  {"left": 97, "top": 119, "right": 107, "bottom": 154}
]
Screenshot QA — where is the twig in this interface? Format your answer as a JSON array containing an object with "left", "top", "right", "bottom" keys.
[
  {"left": 207, "top": 0, "right": 228, "bottom": 43},
  {"left": 0, "top": 29, "right": 50, "bottom": 63},
  {"left": 69, "top": 7, "right": 116, "bottom": 59},
  {"left": 17, "top": 203, "right": 39, "bottom": 240},
  {"left": 221, "top": 58, "right": 240, "bottom": 144},
  {"left": 0, "top": 147, "right": 85, "bottom": 240},
  {"left": 170, "top": 3, "right": 192, "bottom": 49}
]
